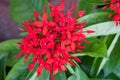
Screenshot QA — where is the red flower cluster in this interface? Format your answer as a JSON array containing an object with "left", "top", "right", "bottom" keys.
[
  {"left": 16, "top": 0, "right": 94, "bottom": 80},
  {"left": 103, "top": 0, "right": 120, "bottom": 26}
]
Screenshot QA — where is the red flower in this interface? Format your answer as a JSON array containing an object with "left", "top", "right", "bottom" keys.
[
  {"left": 16, "top": 0, "right": 94, "bottom": 80},
  {"left": 103, "top": 0, "right": 120, "bottom": 26}
]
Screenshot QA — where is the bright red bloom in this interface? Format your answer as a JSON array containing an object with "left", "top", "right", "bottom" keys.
[
  {"left": 16, "top": 0, "right": 93, "bottom": 80},
  {"left": 103, "top": 0, "right": 120, "bottom": 26}
]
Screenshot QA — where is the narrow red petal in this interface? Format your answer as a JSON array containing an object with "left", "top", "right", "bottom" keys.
[
  {"left": 47, "top": 59, "right": 54, "bottom": 64},
  {"left": 42, "top": 13, "right": 48, "bottom": 22},
  {"left": 86, "top": 30, "right": 95, "bottom": 33},
  {"left": 71, "top": 42, "right": 75, "bottom": 51},
  {"left": 60, "top": 65, "right": 66, "bottom": 71},
  {"left": 34, "top": 21, "right": 43, "bottom": 27},
  {"left": 53, "top": 68, "right": 58, "bottom": 75},
  {"left": 78, "top": 10, "right": 85, "bottom": 17},
  {"left": 37, "top": 66, "right": 43, "bottom": 77},
  {"left": 28, "top": 64, "right": 34, "bottom": 70},
  {"left": 43, "top": 26, "right": 48, "bottom": 35},
  {"left": 34, "top": 11, "right": 39, "bottom": 21}
]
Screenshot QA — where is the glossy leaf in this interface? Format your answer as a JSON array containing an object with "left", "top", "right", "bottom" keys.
[
  {"left": 74, "top": 61, "right": 89, "bottom": 80},
  {"left": 96, "top": 33, "right": 120, "bottom": 76},
  {"left": 5, "top": 57, "right": 31, "bottom": 80},
  {"left": 78, "top": 12, "right": 112, "bottom": 27},
  {"left": 38, "top": 69, "right": 50, "bottom": 80},
  {"left": 0, "top": 33, "right": 22, "bottom": 80},
  {"left": 25, "top": 64, "right": 38, "bottom": 80},
  {"left": 0, "top": 39, "right": 21, "bottom": 66},
  {"left": 90, "top": 34, "right": 120, "bottom": 77},
  {"left": 103, "top": 36, "right": 120, "bottom": 76},
  {"left": 75, "top": 66, "right": 89, "bottom": 80},
  {"left": 90, "top": 36, "right": 108, "bottom": 77},
  {"left": 29, "top": 69, "right": 50, "bottom": 80},
  {"left": 106, "top": 73, "right": 120, "bottom": 80},
  {"left": 0, "top": 56, "right": 7, "bottom": 80},
  {"left": 73, "top": 37, "right": 107, "bottom": 58},
  {"left": 10, "top": 0, "right": 34, "bottom": 23},
  {"left": 85, "top": 22, "right": 120, "bottom": 38},
  {"left": 67, "top": 75, "right": 77, "bottom": 80},
  {"left": 54, "top": 71, "right": 67, "bottom": 80},
  {"left": 66, "top": 64, "right": 75, "bottom": 74},
  {"left": 30, "top": 70, "right": 66, "bottom": 80},
  {"left": 87, "top": 0, "right": 110, "bottom": 5},
  {"left": 90, "top": 78, "right": 113, "bottom": 80},
  {"left": 90, "top": 58, "right": 102, "bottom": 77},
  {"left": 113, "top": 60, "right": 120, "bottom": 78},
  {"left": 10, "top": 0, "right": 49, "bottom": 23},
  {"left": 76, "top": 0, "right": 94, "bottom": 14},
  {"left": 80, "top": 56, "right": 94, "bottom": 76}
]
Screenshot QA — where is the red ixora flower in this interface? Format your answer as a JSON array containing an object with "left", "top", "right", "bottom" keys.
[
  {"left": 103, "top": 0, "right": 120, "bottom": 26},
  {"left": 15, "top": 0, "right": 94, "bottom": 80}
]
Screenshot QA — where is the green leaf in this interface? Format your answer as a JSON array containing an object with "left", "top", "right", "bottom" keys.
[
  {"left": 67, "top": 75, "right": 77, "bottom": 80},
  {"left": 0, "top": 39, "right": 21, "bottom": 66},
  {"left": 75, "top": 66, "right": 89, "bottom": 80},
  {"left": 78, "top": 12, "right": 112, "bottom": 27},
  {"left": 67, "top": 63, "right": 91, "bottom": 80},
  {"left": 72, "top": 38, "right": 107, "bottom": 77},
  {"left": 10, "top": 0, "right": 49, "bottom": 23},
  {"left": 90, "top": 58, "right": 102, "bottom": 77},
  {"left": 106, "top": 73, "right": 120, "bottom": 80},
  {"left": 76, "top": 0, "right": 94, "bottom": 14},
  {"left": 90, "top": 35, "right": 118, "bottom": 77},
  {"left": 29, "top": 73, "right": 37, "bottom": 80},
  {"left": 0, "top": 39, "right": 20, "bottom": 57},
  {"left": 10, "top": 0, "right": 34, "bottom": 23},
  {"left": 0, "top": 39, "right": 21, "bottom": 79},
  {"left": 66, "top": 64, "right": 75, "bottom": 74},
  {"left": 24, "top": 64, "right": 38, "bottom": 80},
  {"left": 54, "top": 71, "right": 67, "bottom": 80},
  {"left": 0, "top": 52, "right": 7, "bottom": 60},
  {"left": 74, "top": 61, "right": 89, "bottom": 80},
  {"left": 84, "top": 22, "right": 120, "bottom": 38},
  {"left": 89, "top": 37, "right": 108, "bottom": 77},
  {"left": 80, "top": 56, "right": 94, "bottom": 76},
  {"left": 113, "top": 60, "right": 120, "bottom": 78},
  {"left": 87, "top": 0, "right": 110, "bottom": 5},
  {"left": 96, "top": 33, "right": 120, "bottom": 76},
  {"left": 5, "top": 57, "right": 31, "bottom": 80},
  {"left": 103, "top": 36, "right": 120, "bottom": 76},
  {"left": 73, "top": 37, "right": 107, "bottom": 57},
  {"left": 0, "top": 56, "right": 7, "bottom": 80},
  {"left": 90, "top": 78, "right": 112, "bottom": 80},
  {"left": 38, "top": 69, "right": 50, "bottom": 80},
  {"left": 29, "top": 71, "right": 66, "bottom": 80},
  {"left": 29, "top": 69, "right": 50, "bottom": 80},
  {"left": 105, "top": 35, "right": 115, "bottom": 48}
]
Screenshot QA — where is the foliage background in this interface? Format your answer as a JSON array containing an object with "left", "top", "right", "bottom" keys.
[{"left": 0, "top": 0, "right": 120, "bottom": 80}]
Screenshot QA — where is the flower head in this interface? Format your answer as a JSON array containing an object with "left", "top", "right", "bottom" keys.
[
  {"left": 16, "top": 0, "right": 94, "bottom": 80},
  {"left": 103, "top": 0, "right": 120, "bottom": 26}
]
